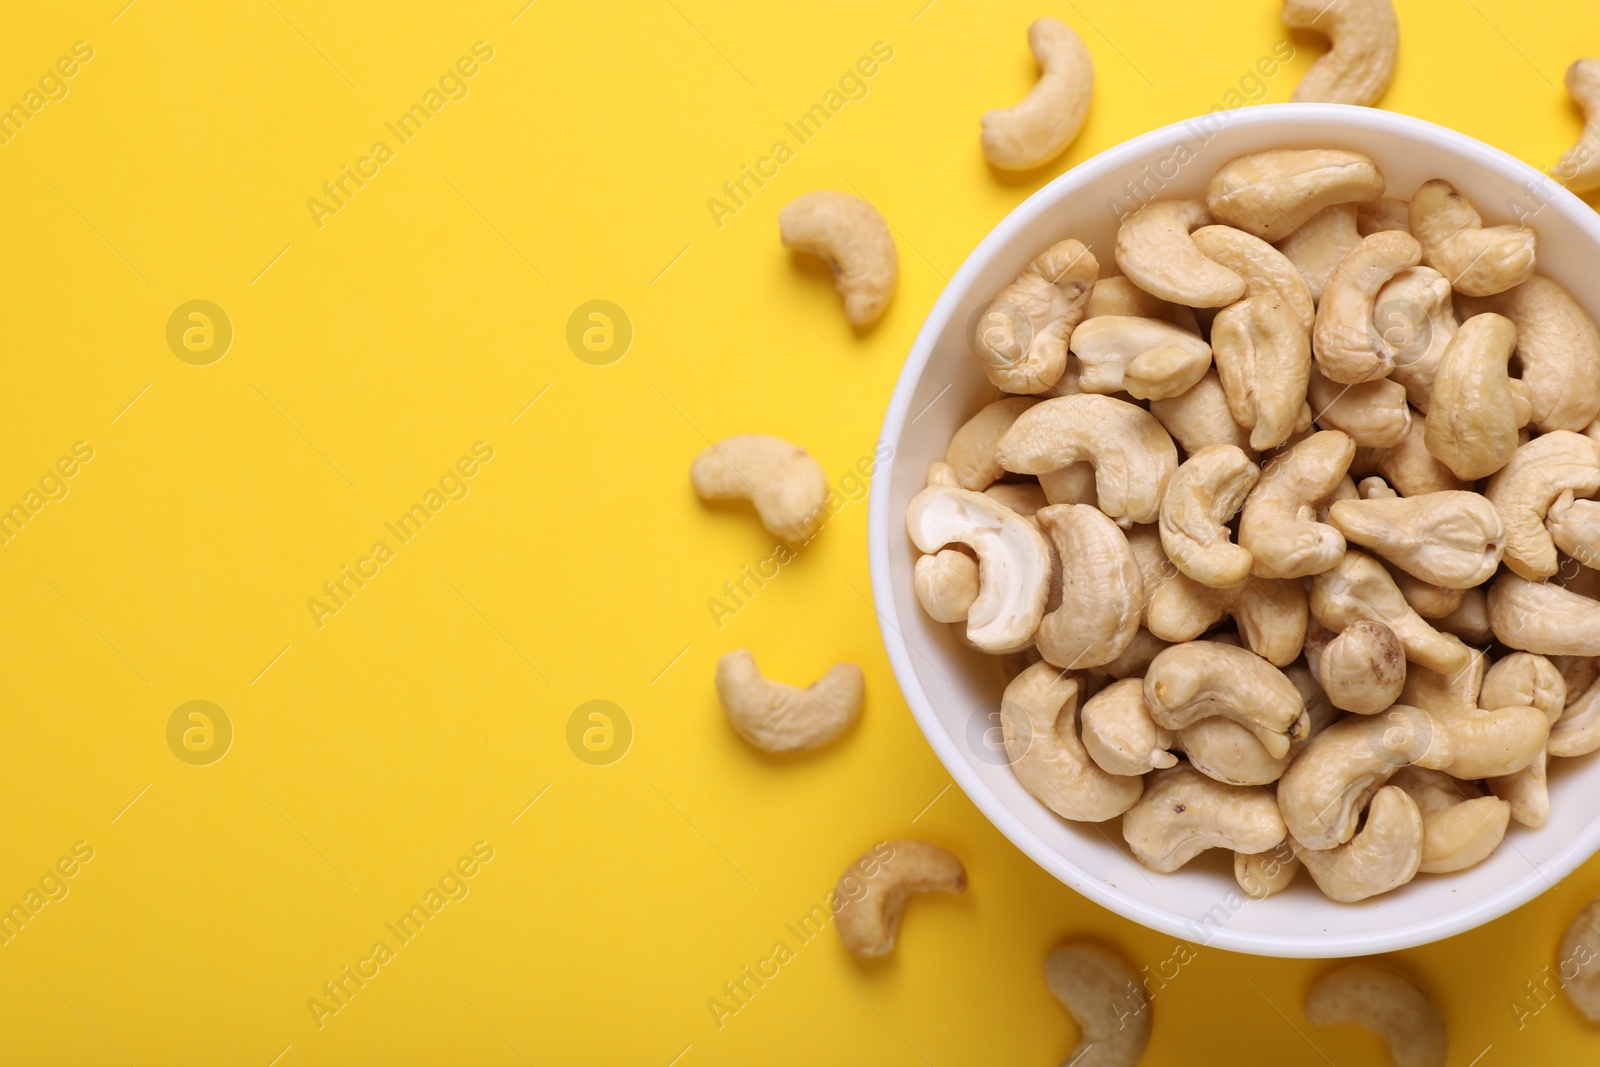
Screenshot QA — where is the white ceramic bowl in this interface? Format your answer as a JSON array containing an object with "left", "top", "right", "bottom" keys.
[{"left": 868, "top": 103, "right": 1600, "bottom": 958}]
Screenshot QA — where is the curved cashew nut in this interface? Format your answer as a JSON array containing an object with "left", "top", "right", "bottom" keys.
[
  {"left": 1148, "top": 371, "right": 1257, "bottom": 459},
  {"left": 1460, "top": 276, "right": 1600, "bottom": 433},
  {"left": 1235, "top": 841, "right": 1300, "bottom": 899},
  {"left": 1310, "top": 550, "right": 1472, "bottom": 674},
  {"left": 715, "top": 650, "right": 863, "bottom": 752},
  {"left": 1390, "top": 767, "right": 1511, "bottom": 874},
  {"left": 1409, "top": 179, "right": 1536, "bottom": 298},
  {"left": 1359, "top": 196, "right": 1412, "bottom": 236},
  {"left": 1122, "top": 762, "right": 1285, "bottom": 872},
  {"left": 1207, "top": 149, "right": 1385, "bottom": 241},
  {"left": 1297, "top": 786, "right": 1424, "bottom": 902},
  {"left": 1174, "top": 717, "right": 1290, "bottom": 786},
  {"left": 973, "top": 239, "right": 1099, "bottom": 394},
  {"left": 1484, "top": 431, "right": 1600, "bottom": 580},
  {"left": 1313, "top": 230, "right": 1423, "bottom": 384},
  {"left": 1283, "top": 0, "right": 1400, "bottom": 107},
  {"left": 1086, "top": 276, "right": 1201, "bottom": 334},
  {"left": 1328, "top": 491, "right": 1506, "bottom": 589},
  {"left": 778, "top": 191, "right": 898, "bottom": 326},
  {"left": 1001, "top": 662, "right": 1143, "bottom": 821},
  {"left": 1304, "top": 963, "right": 1446, "bottom": 1066},
  {"left": 1158, "top": 445, "right": 1258, "bottom": 587},
  {"left": 906, "top": 484, "right": 1053, "bottom": 652},
  {"left": 1080, "top": 677, "right": 1175, "bottom": 776},
  {"left": 913, "top": 549, "right": 980, "bottom": 623},
  {"left": 926, "top": 462, "right": 959, "bottom": 488},
  {"left": 945, "top": 397, "right": 1038, "bottom": 490},
  {"left": 1239, "top": 430, "right": 1356, "bottom": 579},
  {"left": 1192, "top": 224, "right": 1315, "bottom": 330},
  {"left": 1069, "top": 315, "right": 1213, "bottom": 400},
  {"left": 1423, "top": 312, "right": 1528, "bottom": 479},
  {"left": 1311, "top": 619, "right": 1406, "bottom": 714},
  {"left": 1559, "top": 59, "right": 1600, "bottom": 194},
  {"left": 1353, "top": 415, "right": 1470, "bottom": 496},
  {"left": 1307, "top": 366, "right": 1412, "bottom": 448},
  {"left": 997, "top": 394, "right": 1178, "bottom": 527},
  {"left": 1549, "top": 656, "right": 1600, "bottom": 758},
  {"left": 1279, "top": 707, "right": 1443, "bottom": 850},
  {"left": 980, "top": 18, "right": 1093, "bottom": 170},
  {"left": 1560, "top": 897, "right": 1600, "bottom": 1022},
  {"left": 1277, "top": 203, "right": 1361, "bottom": 304},
  {"left": 1035, "top": 504, "right": 1144, "bottom": 669},
  {"left": 1044, "top": 943, "right": 1152, "bottom": 1067},
  {"left": 1547, "top": 491, "right": 1600, "bottom": 569},
  {"left": 1483, "top": 653, "right": 1565, "bottom": 827},
  {"left": 1115, "top": 200, "right": 1246, "bottom": 308},
  {"left": 1487, "top": 571, "right": 1600, "bottom": 657},
  {"left": 835, "top": 840, "right": 966, "bottom": 957},
  {"left": 1146, "top": 572, "right": 1308, "bottom": 666},
  {"left": 1211, "top": 295, "right": 1314, "bottom": 451},
  {"left": 1143, "top": 641, "right": 1308, "bottom": 758},
  {"left": 691, "top": 434, "right": 829, "bottom": 542},
  {"left": 1377, "top": 266, "right": 1458, "bottom": 411}
]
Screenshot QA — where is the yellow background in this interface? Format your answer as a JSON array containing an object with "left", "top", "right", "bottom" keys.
[{"left": 1, "top": 0, "right": 1597, "bottom": 1063}]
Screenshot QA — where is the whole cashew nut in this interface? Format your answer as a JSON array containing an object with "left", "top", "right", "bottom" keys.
[
  {"left": 1304, "top": 963, "right": 1447, "bottom": 1067},
  {"left": 1191, "top": 224, "right": 1316, "bottom": 331},
  {"left": 980, "top": 18, "right": 1093, "bottom": 171},
  {"left": 1174, "top": 717, "right": 1291, "bottom": 786},
  {"left": 1115, "top": 200, "right": 1246, "bottom": 308},
  {"left": 1313, "top": 230, "right": 1423, "bottom": 384},
  {"left": 1558, "top": 59, "right": 1600, "bottom": 194},
  {"left": 691, "top": 434, "right": 829, "bottom": 542},
  {"left": 1487, "top": 571, "right": 1600, "bottom": 657},
  {"left": 1459, "top": 276, "right": 1600, "bottom": 433},
  {"left": 1307, "top": 366, "right": 1412, "bottom": 448},
  {"left": 1296, "top": 786, "right": 1424, "bottom": 902},
  {"left": 1081, "top": 677, "right": 1176, "bottom": 776},
  {"left": 906, "top": 484, "right": 1053, "bottom": 652},
  {"left": 1389, "top": 767, "right": 1510, "bottom": 874},
  {"left": 1143, "top": 640, "right": 1308, "bottom": 758},
  {"left": 997, "top": 394, "right": 1179, "bottom": 527},
  {"left": 1328, "top": 491, "right": 1506, "bottom": 589},
  {"left": 1282, "top": 0, "right": 1400, "bottom": 107},
  {"left": 1069, "top": 315, "right": 1213, "bottom": 400},
  {"left": 1044, "top": 943, "right": 1152, "bottom": 1067},
  {"left": 1484, "top": 431, "right": 1600, "bottom": 580},
  {"left": 1353, "top": 415, "right": 1470, "bottom": 496},
  {"left": 1377, "top": 266, "right": 1458, "bottom": 411},
  {"left": 974, "top": 240, "right": 1098, "bottom": 394},
  {"left": 835, "top": 840, "right": 966, "bottom": 958},
  {"left": 913, "top": 549, "right": 980, "bottom": 623},
  {"left": 778, "top": 191, "right": 898, "bottom": 326},
  {"left": 1310, "top": 550, "right": 1472, "bottom": 674},
  {"left": 1550, "top": 655, "right": 1600, "bottom": 757},
  {"left": 1145, "top": 572, "right": 1308, "bottom": 666},
  {"left": 1207, "top": 149, "right": 1385, "bottom": 241},
  {"left": 715, "top": 650, "right": 863, "bottom": 752},
  {"left": 1035, "top": 504, "right": 1145, "bottom": 669},
  {"left": 1408, "top": 179, "right": 1537, "bottom": 298},
  {"left": 1547, "top": 491, "right": 1600, "bottom": 569},
  {"left": 1277, "top": 203, "right": 1361, "bottom": 304},
  {"left": 1239, "top": 430, "right": 1356, "bottom": 579},
  {"left": 1121, "top": 762, "right": 1286, "bottom": 872},
  {"left": 1148, "top": 370, "right": 1258, "bottom": 459},
  {"left": 1235, "top": 841, "right": 1301, "bottom": 899},
  {"left": 1210, "top": 296, "right": 1314, "bottom": 451},
  {"left": 1002, "top": 662, "right": 1143, "bottom": 821},
  {"left": 1310, "top": 618, "right": 1406, "bottom": 714},
  {"left": 1158, "top": 445, "right": 1259, "bottom": 587},
  {"left": 1560, "top": 897, "right": 1600, "bottom": 1022},
  {"left": 1423, "top": 312, "right": 1529, "bottom": 479},
  {"left": 946, "top": 397, "right": 1039, "bottom": 490},
  {"left": 1086, "top": 276, "right": 1201, "bottom": 334}
]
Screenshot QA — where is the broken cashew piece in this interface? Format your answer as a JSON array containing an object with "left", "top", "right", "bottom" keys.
[
  {"left": 1002, "top": 662, "right": 1143, "bottom": 821},
  {"left": 913, "top": 549, "right": 980, "bottom": 623},
  {"left": 1559, "top": 897, "right": 1600, "bottom": 1022},
  {"left": 1312, "top": 619, "right": 1406, "bottom": 715},
  {"left": 1305, "top": 962, "right": 1447, "bottom": 1067},
  {"left": 715, "top": 650, "right": 863, "bottom": 753},
  {"left": 1459, "top": 276, "right": 1600, "bottom": 433},
  {"left": 1310, "top": 550, "right": 1472, "bottom": 674},
  {"left": 1035, "top": 504, "right": 1144, "bottom": 669},
  {"left": 980, "top": 18, "right": 1093, "bottom": 170},
  {"left": 1044, "top": 943, "right": 1152, "bottom": 1067},
  {"left": 778, "top": 191, "right": 898, "bottom": 326},
  {"left": 1080, "top": 677, "right": 1175, "bottom": 776},
  {"left": 945, "top": 397, "right": 1039, "bottom": 490},
  {"left": 1158, "top": 445, "right": 1258, "bottom": 587},
  {"left": 1314, "top": 230, "right": 1423, "bottom": 383},
  {"left": 1297, "top": 786, "right": 1425, "bottom": 902},
  {"left": 1207, "top": 149, "right": 1385, "bottom": 241},
  {"left": 691, "top": 434, "right": 829, "bottom": 542},
  {"left": 1484, "top": 431, "right": 1600, "bottom": 581},
  {"left": 1277, "top": 203, "right": 1361, "bottom": 304},
  {"left": 1328, "top": 491, "right": 1506, "bottom": 589},
  {"left": 1409, "top": 179, "right": 1537, "bottom": 298},
  {"left": 1282, "top": 0, "right": 1400, "bottom": 107},
  {"left": 1143, "top": 641, "right": 1308, "bottom": 759},
  {"left": 1424, "top": 312, "right": 1528, "bottom": 480},
  {"left": 1115, "top": 200, "right": 1245, "bottom": 308},
  {"left": 1069, "top": 315, "right": 1213, "bottom": 400},
  {"left": 1121, "top": 762, "right": 1285, "bottom": 872},
  {"left": 1377, "top": 267, "right": 1458, "bottom": 411},
  {"left": 1558, "top": 59, "right": 1600, "bottom": 194},
  {"left": 1239, "top": 430, "right": 1355, "bottom": 579},
  {"left": 835, "top": 840, "right": 966, "bottom": 958},
  {"left": 1487, "top": 571, "right": 1600, "bottom": 657},
  {"left": 1307, "top": 366, "right": 1411, "bottom": 449},
  {"left": 973, "top": 239, "right": 1099, "bottom": 394}
]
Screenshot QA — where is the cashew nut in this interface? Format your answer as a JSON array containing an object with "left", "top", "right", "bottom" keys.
[
  {"left": 1377, "top": 267, "right": 1458, "bottom": 410},
  {"left": 1304, "top": 963, "right": 1446, "bottom": 1067},
  {"left": 1002, "top": 662, "right": 1143, "bottom": 821},
  {"left": 1115, "top": 200, "right": 1246, "bottom": 308},
  {"left": 1437, "top": 586, "right": 1491, "bottom": 644},
  {"left": 835, "top": 840, "right": 966, "bottom": 958},
  {"left": 1484, "top": 652, "right": 1566, "bottom": 827},
  {"left": 1423, "top": 312, "right": 1528, "bottom": 479},
  {"left": 1278, "top": 706, "right": 1441, "bottom": 850},
  {"left": 926, "top": 462, "right": 959, "bottom": 488},
  {"left": 1550, "top": 655, "right": 1600, "bottom": 757},
  {"left": 1307, "top": 366, "right": 1412, "bottom": 448},
  {"left": 1459, "top": 276, "right": 1600, "bottom": 433},
  {"left": 1039, "top": 462, "right": 1098, "bottom": 507},
  {"left": 1353, "top": 415, "right": 1470, "bottom": 496},
  {"left": 1158, "top": 445, "right": 1258, "bottom": 587},
  {"left": 1143, "top": 641, "right": 1308, "bottom": 758},
  {"left": 1487, "top": 571, "right": 1600, "bottom": 657},
  {"left": 778, "top": 191, "right": 898, "bottom": 325},
  {"left": 1547, "top": 491, "right": 1600, "bottom": 569},
  {"left": 1389, "top": 767, "right": 1510, "bottom": 874},
  {"left": 1191, "top": 224, "right": 1315, "bottom": 330},
  {"left": 1081, "top": 676, "right": 1176, "bottom": 776},
  {"left": 1277, "top": 203, "right": 1361, "bottom": 304},
  {"left": 974, "top": 239, "right": 1099, "bottom": 394},
  {"left": 914, "top": 549, "right": 980, "bottom": 623},
  {"left": 1328, "top": 491, "right": 1506, "bottom": 589},
  {"left": 1211, "top": 295, "right": 1314, "bottom": 451},
  {"left": 985, "top": 482, "right": 1047, "bottom": 519},
  {"left": 946, "top": 397, "right": 1039, "bottom": 490},
  {"left": 1174, "top": 717, "right": 1290, "bottom": 786},
  {"left": 1239, "top": 429, "right": 1356, "bottom": 579},
  {"left": 1559, "top": 58, "right": 1600, "bottom": 194},
  {"left": 1282, "top": 0, "right": 1399, "bottom": 107},
  {"left": 1359, "top": 475, "right": 1398, "bottom": 499},
  {"left": 1035, "top": 504, "right": 1145, "bottom": 669},
  {"left": 1095, "top": 627, "right": 1172, "bottom": 681},
  {"left": 1044, "top": 943, "right": 1152, "bottom": 1067},
  {"left": 691, "top": 434, "right": 829, "bottom": 542},
  {"left": 1559, "top": 897, "right": 1600, "bottom": 1023},
  {"left": 1310, "top": 550, "right": 1472, "bottom": 674},
  {"left": 981, "top": 18, "right": 1093, "bottom": 170},
  {"left": 1313, "top": 230, "right": 1424, "bottom": 383},
  {"left": 906, "top": 484, "right": 1053, "bottom": 652},
  {"left": 1207, "top": 149, "right": 1385, "bottom": 241},
  {"left": 715, "top": 650, "right": 863, "bottom": 752},
  {"left": 1069, "top": 315, "right": 1213, "bottom": 400},
  {"left": 1235, "top": 841, "right": 1300, "bottom": 899},
  {"left": 1310, "top": 619, "right": 1406, "bottom": 715},
  {"left": 1388, "top": 567, "right": 1465, "bottom": 619},
  {"left": 1408, "top": 179, "right": 1537, "bottom": 298},
  {"left": 1297, "top": 786, "right": 1424, "bottom": 902},
  {"left": 1146, "top": 572, "right": 1307, "bottom": 666},
  {"left": 1484, "top": 431, "right": 1600, "bottom": 580},
  {"left": 1359, "top": 196, "right": 1412, "bottom": 236},
  {"left": 1399, "top": 665, "right": 1548, "bottom": 779},
  {"left": 1086, "top": 276, "right": 1201, "bottom": 334},
  {"left": 997, "top": 394, "right": 1179, "bottom": 527},
  {"left": 1148, "top": 370, "right": 1257, "bottom": 459},
  {"left": 1121, "top": 762, "right": 1285, "bottom": 872}
]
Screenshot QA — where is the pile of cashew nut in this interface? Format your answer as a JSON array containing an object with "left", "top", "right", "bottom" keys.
[{"left": 908, "top": 144, "right": 1600, "bottom": 906}]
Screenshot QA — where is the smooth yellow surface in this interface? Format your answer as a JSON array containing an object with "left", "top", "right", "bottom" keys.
[{"left": 1, "top": 1, "right": 1598, "bottom": 1063}]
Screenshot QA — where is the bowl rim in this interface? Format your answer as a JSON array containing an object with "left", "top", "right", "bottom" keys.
[{"left": 867, "top": 101, "right": 1600, "bottom": 958}]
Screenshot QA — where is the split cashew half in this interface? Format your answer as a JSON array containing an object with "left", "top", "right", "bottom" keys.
[
  {"left": 1277, "top": 203, "right": 1361, "bottom": 304},
  {"left": 974, "top": 240, "right": 1099, "bottom": 394},
  {"left": 1158, "top": 445, "right": 1258, "bottom": 587},
  {"left": 1558, "top": 58, "right": 1600, "bottom": 194},
  {"left": 1207, "top": 149, "right": 1385, "bottom": 241},
  {"left": 1408, "top": 179, "right": 1536, "bottom": 298},
  {"left": 1377, "top": 267, "right": 1458, "bottom": 411},
  {"left": 691, "top": 434, "right": 829, "bottom": 542},
  {"left": 906, "top": 484, "right": 1053, "bottom": 652},
  {"left": 1044, "top": 943, "right": 1152, "bottom": 1067},
  {"left": 1081, "top": 676, "right": 1175, "bottom": 776},
  {"left": 1239, "top": 429, "right": 1355, "bottom": 579},
  {"left": 1035, "top": 504, "right": 1145, "bottom": 669},
  {"left": 1424, "top": 313, "right": 1528, "bottom": 479},
  {"left": 1483, "top": 431, "right": 1600, "bottom": 580},
  {"left": 1314, "top": 230, "right": 1423, "bottom": 383},
  {"left": 1069, "top": 315, "right": 1213, "bottom": 400},
  {"left": 1296, "top": 786, "right": 1424, "bottom": 902},
  {"left": 1121, "top": 762, "right": 1285, "bottom": 872},
  {"left": 778, "top": 191, "right": 898, "bottom": 326},
  {"left": 1282, "top": 0, "right": 1400, "bottom": 107},
  {"left": 1002, "top": 662, "right": 1143, "bottom": 821},
  {"left": 1310, "top": 550, "right": 1472, "bottom": 674},
  {"left": 1560, "top": 897, "right": 1600, "bottom": 1022},
  {"left": 1460, "top": 276, "right": 1600, "bottom": 433},
  {"left": 1304, "top": 963, "right": 1447, "bottom": 1067},
  {"left": 715, "top": 651, "right": 863, "bottom": 753},
  {"left": 835, "top": 840, "right": 966, "bottom": 958},
  {"left": 1143, "top": 640, "right": 1308, "bottom": 758},
  {"left": 981, "top": 18, "right": 1093, "bottom": 170},
  {"left": 1487, "top": 572, "right": 1600, "bottom": 657},
  {"left": 1115, "top": 200, "right": 1245, "bottom": 308},
  {"left": 913, "top": 549, "right": 980, "bottom": 623},
  {"left": 1328, "top": 491, "right": 1506, "bottom": 589}
]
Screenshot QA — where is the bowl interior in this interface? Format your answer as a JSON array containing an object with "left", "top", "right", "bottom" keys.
[{"left": 869, "top": 103, "right": 1600, "bottom": 957}]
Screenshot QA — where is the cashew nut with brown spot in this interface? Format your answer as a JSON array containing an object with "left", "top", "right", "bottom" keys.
[
  {"left": 1296, "top": 786, "right": 1424, "bottom": 902},
  {"left": 1080, "top": 677, "right": 1176, "bottom": 776},
  {"left": 1484, "top": 652, "right": 1567, "bottom": 827},
  {"left": 1359, "top": 196, "right": 1412, "bottom": 236},
  {"left": 906, "top": 484, "right": 1053, "bottom": 652},
  {"left": 715, "top": 651, "right": 863, "bottom": 753},
  {"left": 1423, "top": 312, "right": 1529, "bottom": 479},
  {"left": 1313, "top": 230, "right": 1423, "bottom": 383},
  {"left": 1044, "top": 943, "right": 1152, "bottom": 1067},
  {"left": 1460, "top": 276, "right": 1600, "bottom": 432},
  {"left": 1143, "top": 640, "right": 1308, "bottom": 758},
  {"left": 1352, "top": 415, "right": 1470, "bottom": 496},
  {"left": 1550, "top": 655, "right": 1600, "bottom": 757},
  {"left": 1002, "top": 662, "right": 1143, "bottom": 821},
  {"left": 1210, "top": 296, "right": 1314, "bottom": 452},
  {"left": 1158, "top": 445, "right": 1258, "bottom": 588},
  {"left": 1148, "top": 370, "right": 1258, "bottom": 460},
  {"left": 974, "top": 240, "right": 1099, "bottom": 394},
  {"left": 1309, "top": 618, "right": 1406, "bottom": 715},
  {"left": 1559, "top": 59, "right": 1600, "bottom": 194},
  {"left": 835, "top": 840, "right": 966, "bottom": 958},
  {"left": 998, "top": 394, "right": 1179, "bottom": 527},
  {"left": 1307, "top": 366, "right": 1412, "bottom": 448},
  {"left": 914, "top": 549, "right": 980, "bottom": 623},
  {"left": 1328, "top": 491, "right": 1506, "bottom": 589},
  {"left": 1376, "top": 266, "right": 1458, "bottom": 410},
  {"left": 1311, "top": 550, "right": 1472, "bottom": 674},
  {"left": 1069, "top": 315, "right": 1213, "bottom": 400},
  {"left": 1408, "top": 179, "right": 1537, "bottom": 298},
  {"left": 1173, "top": 717, "right": 1290, "bottom": 787},
  {"left": 1085, "top": 276, "right": 1201, "bottom": 334},
  {"left": 691, "top": 434, "right": 829, "bottom": 542},
  {"left": 945, "top": 397, "right": 1039, "bottom": 490},
  {"left": 1389, "top": 767, "right": 1510, "bottom": 874},
  {"left": 1115, "top": 200, "right": 1246, "bottom": 308},
  {"left": 1547, "top": 491, "right": 1600, "bottom": 569},
  {"left": 1487, "top": 571, "right": 1600, "bottom": 658},
  {"left": 1484, "top": 431, "right": 1600, "bottom": 580},
  {"left": 1207, "top": 149, "right": 1385, "bottom": 241},
  {"left": 1122, "top": 762, "right": 1285, "bottom": 872},
  {"left": 1035, "top": 504, "right": 1145, "bottom": 669},
  {"left": 778, "top": 191, "right": 898, "bottom": 326},
  {"left": 1305, "top": 963, "right": 1446, "bottom": 1066},
  {"left": 1560, "top": 897, "right": 1600, "bottom": 1022},
  {"left": 1277, "top": 203, "right": 1361, "bottom": 304},
  {"left": 1239, "top": 429, "right": 1355, "bottom": 579},
  {"left": 1283, "top": 0, "right": 1399, "bottom": 107},
  {"left": 1235, "top": 840, "right": 1300, "bottom": 899},
  {"left": 981, "top": 18, "right": 1093, "bottom": 170}
]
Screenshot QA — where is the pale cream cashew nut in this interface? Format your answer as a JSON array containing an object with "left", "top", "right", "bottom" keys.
[
  {"left": 1080, "top": 677, "right": 1176, "bottom": 776},
  {"left": 1313, "top": 230, "right": 1423, "bottom": 383},
  {"left": 1359, "top": 475, "right": 1398, "bottom": 499},
  {"left": 1148, "top": 371, "right": 1257, "bottom": 459},
  {"left": 1389, "top": 767, "right": 1511, "bottom": 874},
  {"left": 984, "top": 482, "right": 1047, "bottom": 519},
  {"left": 1210, "top": 296, "right": 1314, "bottom": 451},
  {"left": 1173, "top": 717, "right": 1291, "bottom": 787},
  {"left": 1437, "top": 586, "right": 1491, "bottom": 644},
  {"left": 1296, "top": 786, "right": 1424, "bottom": 902},
  {"left": 1044, "top": 943, "right": 1152, "bottom": 1067},
  {"left": 981, "top": 18, "right": 1094, "bottom": 170},
  {"left": 1328, "top": 491, "right": 1506, "bottom": 589},
  {"left": 1376, "top": 266, "right": 1458, "bottom": 410},
  {"left": 1487, "top": 571, "right": 1600, "bottom": 657},
  {"left": 715, "top": 650, "right": 863, "bottom": 753},
  {"left": 1207, "top": 149, "right": 1385, "bottom": 241},
  {"left": 1484, "top": 652, "right": 1566, "bottom": 827},
  {"left": 946, "top": 397, "right": 1039, "bottom": 490},
  {"left": 973, "top": 239, "right": 1099, "bottom": 394},
  {"left": 1304, "top": 963, "right": 1447, "bottom": 1066},
  {"left": 1560, "top": 897, "right": 1600, "bottom": 1022},
  {"left": 1282, "top": 0, "right": 1400, "bottom": 107},
  {"left": 1035, "top": 504, "right": 1145, "bottom": 669},
  {"left": 1460, "top": 276, "right": 1600, "bottom": 432},
  {"left": 1359, "top": 196, "right": 1412, "bottom": 236},
  {"left": 1310, "top": 550, "right": 1472, "bottom": 674},
  {"left": 913, "top": 549, "right": 980, "bottom": 623},
  {"left": 1306, "top": 366, "right": 1411, "bottom": 449},
  {"left": 1145, "top": 572, "right": 1308, "bottom": 666},
  {"left": 1277, "top": 203, "right": 1361, "bottom": 304},
  {"left": 1423, "top": 312, "right": 1529, "bottom": 479},
  {"left": 691, "top": 434, "right": 830, "bottom": 542},
  {"left": 1068, "top": 315, "right": 1213, "bottom": 400},
  {"left": 1408, "top": 179, "right": 1537, "bottom": 298},
  {"left": 1484, "top": 431, "right": 1600, "bottom": 580},
  {"left": 1235, "top": 841, "right": 1300, "bottom": 899},
  {"left": 1558, "top": 59, "right": 1600, "bottom": 194},
  {"left": 1114, "top": 199, "right": 1245, "bottom": 308},
  {"left": 835, "top": 840, "right": 966, "bottom": 958},
  {"left": 1095, "top": 627, "right": 1172, "bottom": 681},
  {"left": 1191, "top": 224, "right": 1315, "bottom": 330},
  {"left": 1547, "top": 491, "right": 1600, "bottom": 569},
  {"left": 1002, "top": 662, "right": 1143, "bottom": 821},
  {"left": 1121, "top": 762, "right": 1285, "bottom": 872},
  {"left": 1039, "top": 462, "right": 1098, "bottom": 507},
  {"left": 1310, "top": 618, "right": 1406, "bottom": 715},
  {"left": 1550, "top": 655, "right": 1600, "bottom": 757},
  {"left": 778, "top": 191, "right": 898, "bottom": 325},
  {"left": 1085, "top": 276, "right": 1201, "bottom": 334},
  {"left": 1352, "top": 415, "right": 1470, "bottom": 496},
  {"left": 1158, "top": 445, "right": 1258, "bottom": 587},
  {"left": 1387, "top": 567, "right": 1465, "bottom": 620},
  {"left": 1143, "top": 640, "right": 1308, "bottom": 758},
  {"left": 1238, "top": 429, "right": 1355, "bottom": 579}
]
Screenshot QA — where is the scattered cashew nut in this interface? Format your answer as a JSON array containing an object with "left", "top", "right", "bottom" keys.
[
  {"left": 1558, "top": 59, "right": 1600, "bottom": 194},
  {"left": 715, "top": 650, "right": 863, "bottom": 752},
  {"left": 1044, "top": 943, "right": 1152, "bottom": 1067},
  {"left": 835, "top": 840, "right": 966, "bottom": 958},
  {"left": 778, "top": 191, "right": 898, "bottom": 325},
  {"left": 1282, "top": 0, "right": 1400, "bottom": 107},
  {"left": 1304, "top": 962, "right": 1446, "bottom": 1066},
  {"left": 981, "top": 18, "right": 1094, "bottom": 170},
  {"left": 1559, "top": 896, "right": 1600, "bottom": 1022},
  {"left": 691, "top": 434, "right": 829, "bottom": 542}
]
